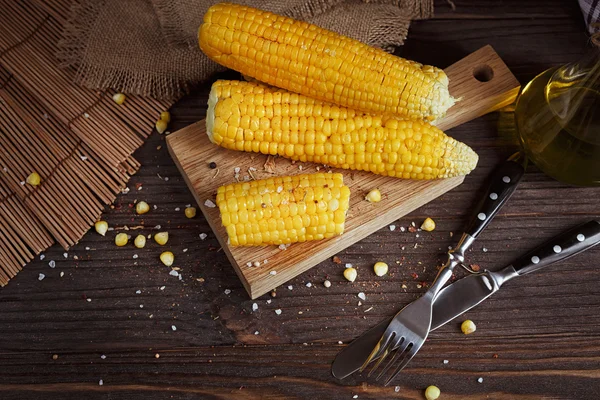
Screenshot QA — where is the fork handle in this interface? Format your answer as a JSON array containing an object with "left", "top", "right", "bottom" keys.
[
  {"left": 512, "top": 220, "right": 600, "bottom": 275},
  {"left": 464, "top": 153, "right": 525, "bottom": 240}
]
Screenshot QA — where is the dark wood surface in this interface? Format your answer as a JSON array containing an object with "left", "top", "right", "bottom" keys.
[{"left": 2, "top": 1, "right": 599, "bottom": 399}]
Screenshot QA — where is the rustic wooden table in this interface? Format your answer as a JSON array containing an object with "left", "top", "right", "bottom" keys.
[{"left": 2, "top": 1, "right": 599, "bottom": 399}]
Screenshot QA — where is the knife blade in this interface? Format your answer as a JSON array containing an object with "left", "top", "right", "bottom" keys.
[{"left": 331, "top": 220, "right": 600, "bottom": 380}]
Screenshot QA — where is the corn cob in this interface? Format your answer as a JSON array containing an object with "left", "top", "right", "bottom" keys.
[
  {"left": 199, "top": 3, "right": 455, "bottom": 122},
  {"left": 207, "top": 80, "right": 478, "bottom": 180},
  {"left": 216, "top": 173, "right": 350, "bottom": 246}
]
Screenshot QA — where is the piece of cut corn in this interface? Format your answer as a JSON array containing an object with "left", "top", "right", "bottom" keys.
[
  {"left": 199, "top": 3, "right": 455, "bottom": 121},
  {"left": 206, "top": 80, "right": 478, "bottom": 180},
  {"left": 216, "top": 172, "right": 350, "bottom": 246}
]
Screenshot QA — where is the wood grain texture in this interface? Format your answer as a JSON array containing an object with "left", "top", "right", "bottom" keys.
[
  {"left": 1, "top": 1, "right": 600, "bottom": 399},
  {"left": 166, "top": 45, "right": 520, "bottom": 299}
]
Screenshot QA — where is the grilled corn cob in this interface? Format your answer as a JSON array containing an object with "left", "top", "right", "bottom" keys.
[
  {"left": 207, "top": 80, "right": 478, "bottom": 179},
  {"left": 216, "top": 173, "right": 350, "bottom": 246},
  {"left": 199, "top": 3, "right": 455, "bottom": 121}
]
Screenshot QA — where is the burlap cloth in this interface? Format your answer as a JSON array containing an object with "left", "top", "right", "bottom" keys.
[{"left": 58, "top": 0, "right": 433, "bottom": 100}]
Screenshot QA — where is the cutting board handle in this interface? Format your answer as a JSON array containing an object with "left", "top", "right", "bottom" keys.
[{"left": 435, "top": 45, "right": 521, "bottom": 131}]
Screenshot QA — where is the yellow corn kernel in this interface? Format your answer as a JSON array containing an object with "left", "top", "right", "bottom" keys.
[
  {"left": 373, "top": 261, "right": 388, "bottom": 277},
  {"left": 365, "top": 188, "right": 381, "bottom": 203},
  {"left": 425, "top": 385, "right": 441, "bottom": 400},
  {"left": 216, "top": 172, "right": 350, "bottom": 246},
  {"left": 154, "top": 232, "right": 169, "bottom": 245},
  {"left": 184, "top": 207, "right": 197, "bottom": 219},
  {"left": 206, "top": 80, "right": 478, "bottom": 180},
  {"left": 134, "top": 234, "right": 146, "bottom": 249},
  {"left": 95, "top": 220, "right": 108, "bottom": 236},
  {"left": 461, "top": 320, "right": 476, "bottom": 335},
  {"left": 112, "top": 93, "right": 126, "bottom": 105},
  {"left": 421, "top": 217, "right": 436, "bottom": 232},
  {"left": 156, "top": 119, "right": 168, "bottom": 134},
  {"left": 199, "top": 4, "right": 455, "bottom": 121},
  {"left": 26, "top": 172, "right": 41, "bottom": 186},
  {"left": 343, "top": 267, "right": 357, "bottom": 282},
  {"left": 160, "top": 251, "right": 174, "bottom": 267},
  {"left": 115, "top": 233, "right": 128, "bottom": 247},
  {"left": 136, "top": 201, "right": 150, "bottom": 215},
  {"left": 160, "top": 111, "right": 171, "bottom": 123}
]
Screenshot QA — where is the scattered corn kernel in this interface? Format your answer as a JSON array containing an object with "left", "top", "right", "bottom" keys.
[
  {"left": 134, "top": 234, "right": 146, "bottom": 249},
  {"left": 112, "top": 93, "right": 126, "bottom": 105},
  {"left": 136, "top": 201, "right": 150, "bottom": 215},
  {"left": 115, "top": 233, "right": 128, "bottom": 247},
  {"left": 154, "top": 232, "right": 169, "bottom": 245},
  {"left": 26, "top": 172, "right": 41, "bottom": 186},
  {"left": 343, "top": 267, "right": 357, "bottom": 282},
  {"left": 421, "top": 217, "right": 436, "bottom": 232},
  {"left": 365, "top": 188, "right": 381, "bottom": 203},
  {"left": 425, "top": 385, "right": 441, "bottom": 400},
  {"left": 160, "top": 111, "right": 171, "bottom": 123},
  {"left": 184, "top": 207, "right": 197, "bottom": 219},
  {"left": 373, "top": 261, "right": 389, "bottom": 277},
  {"left": 95, "top": 220, "right": 108, "bottom": 236},
  {"left": 155, "top": 119, "right": 168, "bottom": 134},
  {"left": 160, "top": 251, "right": 174, "bottom": 267},
  {"left": 461, "top": 320, "right": 476, "bottom": 335}
]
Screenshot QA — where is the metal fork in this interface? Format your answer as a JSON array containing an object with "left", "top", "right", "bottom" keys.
[{"left": 359, "top": 153, "right": 526, "bottom": 385}]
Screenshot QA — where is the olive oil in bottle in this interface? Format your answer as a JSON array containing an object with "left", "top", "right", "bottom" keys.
[{"left": 515, "top": 56, "right": 600, "bottom": 186}]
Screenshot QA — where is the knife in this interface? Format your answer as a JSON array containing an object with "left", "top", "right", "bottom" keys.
[{"left": 331, "top": 220, "right": 600, "bottom": 379}]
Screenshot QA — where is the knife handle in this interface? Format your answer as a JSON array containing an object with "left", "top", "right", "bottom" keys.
[
  {"left": 464, "top": 153, "right": 525, "bottom": 240},
  {"left": 512, "top": 220, "right": 600, "bottom": 276}
]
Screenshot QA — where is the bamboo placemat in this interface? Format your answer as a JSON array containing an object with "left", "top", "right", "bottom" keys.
[{"left": 0, "top": 0, "right": 172, "bottom": 286}]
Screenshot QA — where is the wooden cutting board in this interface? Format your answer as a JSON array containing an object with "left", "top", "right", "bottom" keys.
[{"left": 167, "top": 45, "right": 520, "bottom": 299}]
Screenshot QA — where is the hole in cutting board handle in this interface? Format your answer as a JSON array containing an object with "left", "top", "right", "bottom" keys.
[{"left": 473, "top": 64, "right": 494, "bottom": 82}]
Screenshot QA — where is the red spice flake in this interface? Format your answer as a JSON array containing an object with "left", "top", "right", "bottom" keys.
[
  {"left": 420, "top": 281, "right": 430, "bottom": 288},
  {"left": 493, "top": 354, "right": 499, "bottom": 359},
  {"left": 408, "top": 226, "right": 418, "bottom": 233},
  {"left": 332, "top": 256, "right": 342, "bottom": 264},
  {"left": 135, "top": 183, "right": 143, "bottom": 190},
  {"left": 470, "top": 264, "right": 481, "bottom": 272},
  {"left": 411, "top": 272, "right": 419, "bottom": 279}
]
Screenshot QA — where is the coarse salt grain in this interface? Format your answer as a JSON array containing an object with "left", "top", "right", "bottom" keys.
[
  {"left": 160, "top": 286, "right": 165, "bottom": 290},
  {"left": 136, "top": 290, "right": 141, "bottom": 294},
  {"left": 224, "top": 289, "right": 231, "bottom": 295},
  {"left": 87, "top": 298, "right": 92, "bottom": 302},
  {"left": 275, "top": 309, "right": 282, "bottom": 315},
  {"left": 395, "top": 386, "right": 400, "bottom": 392},
  {"left": 306, "top": 282, "right": 312, "bottom": 287},
  {"left": 101, "top": 355, "right": 106, "bottom": 359},
  {"left": 85, "top": 247, "right": 91, "bottom": 251},
  {"left": 204, "top": 199, "right": 216, "bottom": 208},
  {"left": 266, "top": 299, "right": 272, "bottom": 304},
  {"left": 483, "top": 247, "right": 488, "bottom": 252},
  {"left": 477, "top": 377, "right": 484, "bottom": 383},
  {"left": 252, "top": 303, "right": 258, "bottom": 312},
  {"left": 139, "top": 305, "right": 143, "bottom": 308},
  {"left": 98, "top": 379, "right": 103, "bottom": 386},
  {"left": 183, "top": 248, "right": 188, "bottom": 253},
  {"left": 389, "top": 225, "right": 396, "bottom": 231},
  {"left": 443, "top": 360, "right": 449, "bottom": 364},
  {"left": 49, "top": 260, "right": 56, "bottom": 268},
  {"left": 278, "top": 244, "right": 287, "bottom": 250},
  {"left": 400, "top": 227, "right": 406, "bottom": 232},
  {"left": 60, "top": 272, "right": 64, "bottom": 278},
  {"left": 169, "top": 270, "right": 179, "bottom": 277},
  {"left": 288, "top": 285, "right": 293, "bottom": 290},
  {"left": 345, "top": 263, "right": 353, "bottom": 268},
  {"left": 199, "top": 233, "right": 208, "bottom": 240},
  {"left": 40, "top": 254, "right": 45, "bottom": 260},
  {"left": 171, "top": 325, "right": 177, "bottom": 331},
  {"left": 358, "top": 292, "right": 366, "bottom": 301},
  {"left": 254, "top": 331, "right": 259, "bottom": 335},
  {"left": 269, "top": 271, "right": 277, "bottom": 276},
  {"left": 175, "top": 207, "right": 180, "bottom": 211},
  {"left": 133, "top": 254, "right": 138, "bottom": 259},
  {"left": 38, "top": 273, "right": 45, "bottom": 281}
]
